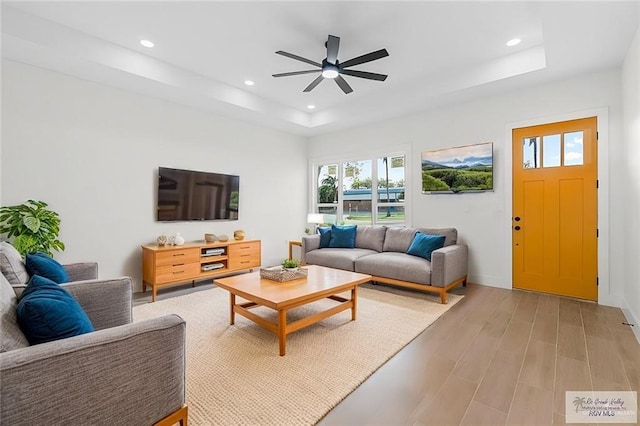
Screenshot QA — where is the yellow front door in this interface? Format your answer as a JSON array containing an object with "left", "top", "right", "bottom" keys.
[{"left": 512, "top": 117, "right": 598, "bottom": 300}]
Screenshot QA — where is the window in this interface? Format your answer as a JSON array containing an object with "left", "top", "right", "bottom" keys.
[
  {"left": 312, "top": 153, "right": 407, "bottom": 226},
  {"left": 523, "top": 132, "right": 584, "bottom": 169}
]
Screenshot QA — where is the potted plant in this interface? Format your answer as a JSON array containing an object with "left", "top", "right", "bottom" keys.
[
  {"left": 281, "top": 258, "right": 300, "bottom": 271},
  {"left": 0, "top": 199, "right": 65, "bottom": 256}
]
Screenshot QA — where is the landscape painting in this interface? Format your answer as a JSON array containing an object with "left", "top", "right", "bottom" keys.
[{"left": 421, "top": 142, "right": 493, "bottom": 193}]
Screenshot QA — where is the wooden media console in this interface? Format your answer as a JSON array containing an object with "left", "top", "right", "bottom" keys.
[{"left": 141, "top": 239, "right": 261, "bottom": 301}]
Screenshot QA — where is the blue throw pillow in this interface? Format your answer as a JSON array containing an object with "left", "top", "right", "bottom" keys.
[
  {"left": 25, "top": 252, "right": 69, "bottom": 283},
  {"left": 17, "top": 275, "right": 94, "bottom": 345},
  {"left": 406, "top": 232, "right": 446, "bottom": 261},
  {"left": 329, "top": 224, "right": 357, "bottom": 248},
  {"left": 318, "top": 227, "right": 332, "bottom": 248}
]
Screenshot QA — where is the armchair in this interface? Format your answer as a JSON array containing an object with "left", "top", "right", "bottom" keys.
[{"left": 0, "top": 268, "right": 187, "bottom": 425}]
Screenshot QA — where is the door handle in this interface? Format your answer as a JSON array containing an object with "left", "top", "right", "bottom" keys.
[
  {"left": 514, "top": 217, "right": 521, "bottom": 221},
  {"left": 514, "top": 226, "right": 521, "bottom": 231}
]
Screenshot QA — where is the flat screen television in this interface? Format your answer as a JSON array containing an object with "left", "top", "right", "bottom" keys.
[
  {"left": 421, "top": 142, "right": 493, "bottom": 193},
  {"left": 157, "top": 167, "right": 239, "bottom": 221}
]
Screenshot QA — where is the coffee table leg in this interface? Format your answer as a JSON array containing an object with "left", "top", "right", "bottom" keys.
[
  {"left": 351, "top": 286, "right": 357, "bottom": 320},
  {"left": 230, "top": 293, "right": 235, "bottom": 325},
  {"left": 278, "top": 309, "right": 287, "bottom": 356}
]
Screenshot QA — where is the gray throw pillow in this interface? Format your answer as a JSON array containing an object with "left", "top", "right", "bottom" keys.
[
  {"left": 383, "top": 227, "right": 417, "bottom": 252},
  {"left": 355, "top": 226, "right": 386, "bottom": 252},
  {"left": 0, "top": 241, "right": 29, "bottom": 285},
  {"left": 0, "top": 273, "right": 30, "bottom": 352}
]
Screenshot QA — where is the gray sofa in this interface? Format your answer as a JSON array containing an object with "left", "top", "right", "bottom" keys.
[
  {"left": 302, "top": 226, "right": 468, "bottom": 303},
  {"left": 0, "top": 261, "right": 187, "bottom": 425}
]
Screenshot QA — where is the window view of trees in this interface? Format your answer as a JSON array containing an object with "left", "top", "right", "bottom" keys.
[
  {"left": 314, "top": 155, "right": 406, "bottom": 226},
  {"left": 318, "top": 175, "right": 338, "bottom": 203}
]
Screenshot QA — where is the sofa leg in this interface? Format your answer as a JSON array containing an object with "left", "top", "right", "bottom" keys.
[
  {"left": 440, "top": 291, "right": 447, "bottom": 304},
  {"left": 155, "top": 405, "right": 188, "bottom": 426},
  {"left": 462, "top": 278, "right": 467, "bottom": 287}
]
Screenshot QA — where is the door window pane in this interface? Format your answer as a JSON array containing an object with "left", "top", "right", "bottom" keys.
[
  {"left": 564, "top": 131, "right": 584, "bottom": 166},
  {"left": 343, "top": 160, "right": 372, "bottom": 225},
  {"left": 542, "top": 134, "right": 561, "bottom": 168},
  {"left": 523, "top": 137, "right": 541, "bottom": 169},
  {"left": 317, "top": 164, "right": 338, "bottom": 204}
]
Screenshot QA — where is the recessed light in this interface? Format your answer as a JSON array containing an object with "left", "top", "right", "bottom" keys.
[
  {"left": 140, "top": 39, "right": 154, "bottom": 48},
  {"left": 307, "top": 105, "right": 316, "bottom": 110},
  {"left": 506, "top": 38, "right": 521, "bottom": 47},
  {"left": 244, "top": 80, "right": 255, "bottom": 86}
]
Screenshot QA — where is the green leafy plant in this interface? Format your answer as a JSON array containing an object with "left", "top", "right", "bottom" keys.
[
  {"left": 282, "top": 258, "right": 300, "bottom": 269},
  {"left": 0, "top": 200, "right": 65, "bottom": 256}
]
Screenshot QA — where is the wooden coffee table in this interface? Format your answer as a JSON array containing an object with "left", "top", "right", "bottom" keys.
[{"left": 213, "top": 265, "right": 372, "bottom": 356}]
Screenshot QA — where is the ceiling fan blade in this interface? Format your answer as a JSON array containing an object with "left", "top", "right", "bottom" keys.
[
  {"left": 334, "top": 75, "right": 353, "bottom": 94},
  {"left": 303, "top": 75, "right": 324, "bottom": 92},
  {"left": 340, "top": 48, "right": 389, "bottom": 69},
  {"left": 272, "top": 70, "right": 321, "bottom": 78},
  {"left": 340, "top": 69, "right": 388, "bottom": 81},
  {"left": 326, "top": 35, "right": 340, "bottom": 64},
  {"left": 276, "top": 51, "right": 322, "bottom": 68}
]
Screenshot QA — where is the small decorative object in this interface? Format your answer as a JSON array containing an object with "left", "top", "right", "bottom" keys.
[
  {"left": 218, "top": 234, "right": 229, "bottom": 242},
  {"left": 282, "top": 258, "right": 300, "bottom": 271},
  {"left": 174, "top": 233, "right": 185, "bottom": 246},
  {"left": 166, "top": 234, "right": 175, "bottom": 246},
  {"left": 234, "top": 230, "right": 245, "bottom": 240},
  {"left": 156, "top": 234, "right": 168, "bottom": 247},
  {"left": 204, "top": 233, "right": 217, "bottom": 243}
]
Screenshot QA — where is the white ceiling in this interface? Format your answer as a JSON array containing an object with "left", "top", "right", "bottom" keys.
[{"left": 2, "top": 1, "right": 638, "bottom": 136}]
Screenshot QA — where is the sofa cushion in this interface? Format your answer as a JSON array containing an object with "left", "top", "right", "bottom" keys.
[
  {"left": 329, "top": 225, "right": 357, "bottom": 248},
  {"left": 17, "top": 274, "right": 94, "bottom": 345},
  {"left": 355, "top": 252, "right": 432, "bottom": 285},
  {"left": 407, "top": 232, "right": 446, "bottom": 261},
  {"left": 318, "top": 227, "right": 332, "bottom": 248},
  {"left": 25, "top": 252, "right": 70, "bottom": 284},
  {"left": 0, "top": 241, "right": 29, "bottom": 285},
  {"left": 305, "top": 248, "right": 376, "bottom": 272},
  {"left": 382, "top": 227, "right": 417, "bottom": 252},
  {"left": 417, "top": 227, "right": 458, "bottom": 247},
  {"left": 0, "top": 273, "right": 29, "bottom": 352},
  {"left": 355, "top": 226, "right": 386, "bottom": 252}
]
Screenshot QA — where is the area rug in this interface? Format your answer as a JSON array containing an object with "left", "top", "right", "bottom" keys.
[{"left": 133, "top": 284, "right": 462, "bottom": 425}]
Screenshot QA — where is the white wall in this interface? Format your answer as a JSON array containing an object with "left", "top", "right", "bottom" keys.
[
  {"left": 1, "top": 60, "right": 309, "bottom": 292},
  {"left": 308, "top": 69, "right": 625, "bottom": 306},
  {"left": 622, "top": 23, "right": 640, "bottom": 336}
]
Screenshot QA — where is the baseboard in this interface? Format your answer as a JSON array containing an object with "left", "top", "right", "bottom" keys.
[
  {"left": 466, "top": 274, "right": 509, "bottom": 289},
  {"left": 620, "top": 305, "right": 640, "bottom": 344}
]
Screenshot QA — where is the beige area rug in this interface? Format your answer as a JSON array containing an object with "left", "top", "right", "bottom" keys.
[{"left": 133, "top": 284, "right": 462, "bottom": 425}]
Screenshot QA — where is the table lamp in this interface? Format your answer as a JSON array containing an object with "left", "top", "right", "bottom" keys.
[{"left": 307, "top": 213, "right": 324, "bottom": 234}]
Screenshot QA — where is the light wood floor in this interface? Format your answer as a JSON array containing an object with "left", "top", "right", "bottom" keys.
[
  {"left": 319, "top": 283, "right": 640, "bottom": 425},
  {"left": 135, "top": 282, "right": 640, "bottom": 425}
]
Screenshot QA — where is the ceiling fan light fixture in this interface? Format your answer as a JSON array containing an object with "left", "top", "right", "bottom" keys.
[{"left": 322, "top": 63, "right": 339, "bottom": 79}]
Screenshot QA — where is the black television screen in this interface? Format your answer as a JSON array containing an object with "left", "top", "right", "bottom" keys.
[
  {"left": 421, "top": 142, "right": 493, "bottom": 193},
  {"left": 157, "top": 167, "right": 239, "bottom": 221}
]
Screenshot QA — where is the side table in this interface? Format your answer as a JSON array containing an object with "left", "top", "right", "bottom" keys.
[{"left": 288, "top": 240, "right": 302, "bottom": 260}]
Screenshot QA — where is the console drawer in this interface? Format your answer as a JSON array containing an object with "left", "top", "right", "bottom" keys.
[
  {"left": 155, "top": 262, "right": 200, "bottom": 284},
  {"left": 228, "top": 241, "right": 261, "bottom": 270},
  {"left": 155, "top": 248, "right": 200, "bottom": 266}
]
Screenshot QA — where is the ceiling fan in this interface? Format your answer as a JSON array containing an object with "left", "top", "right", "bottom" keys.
[{"left": 272, "top": 35, "right": 389, "bottom": 94}]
